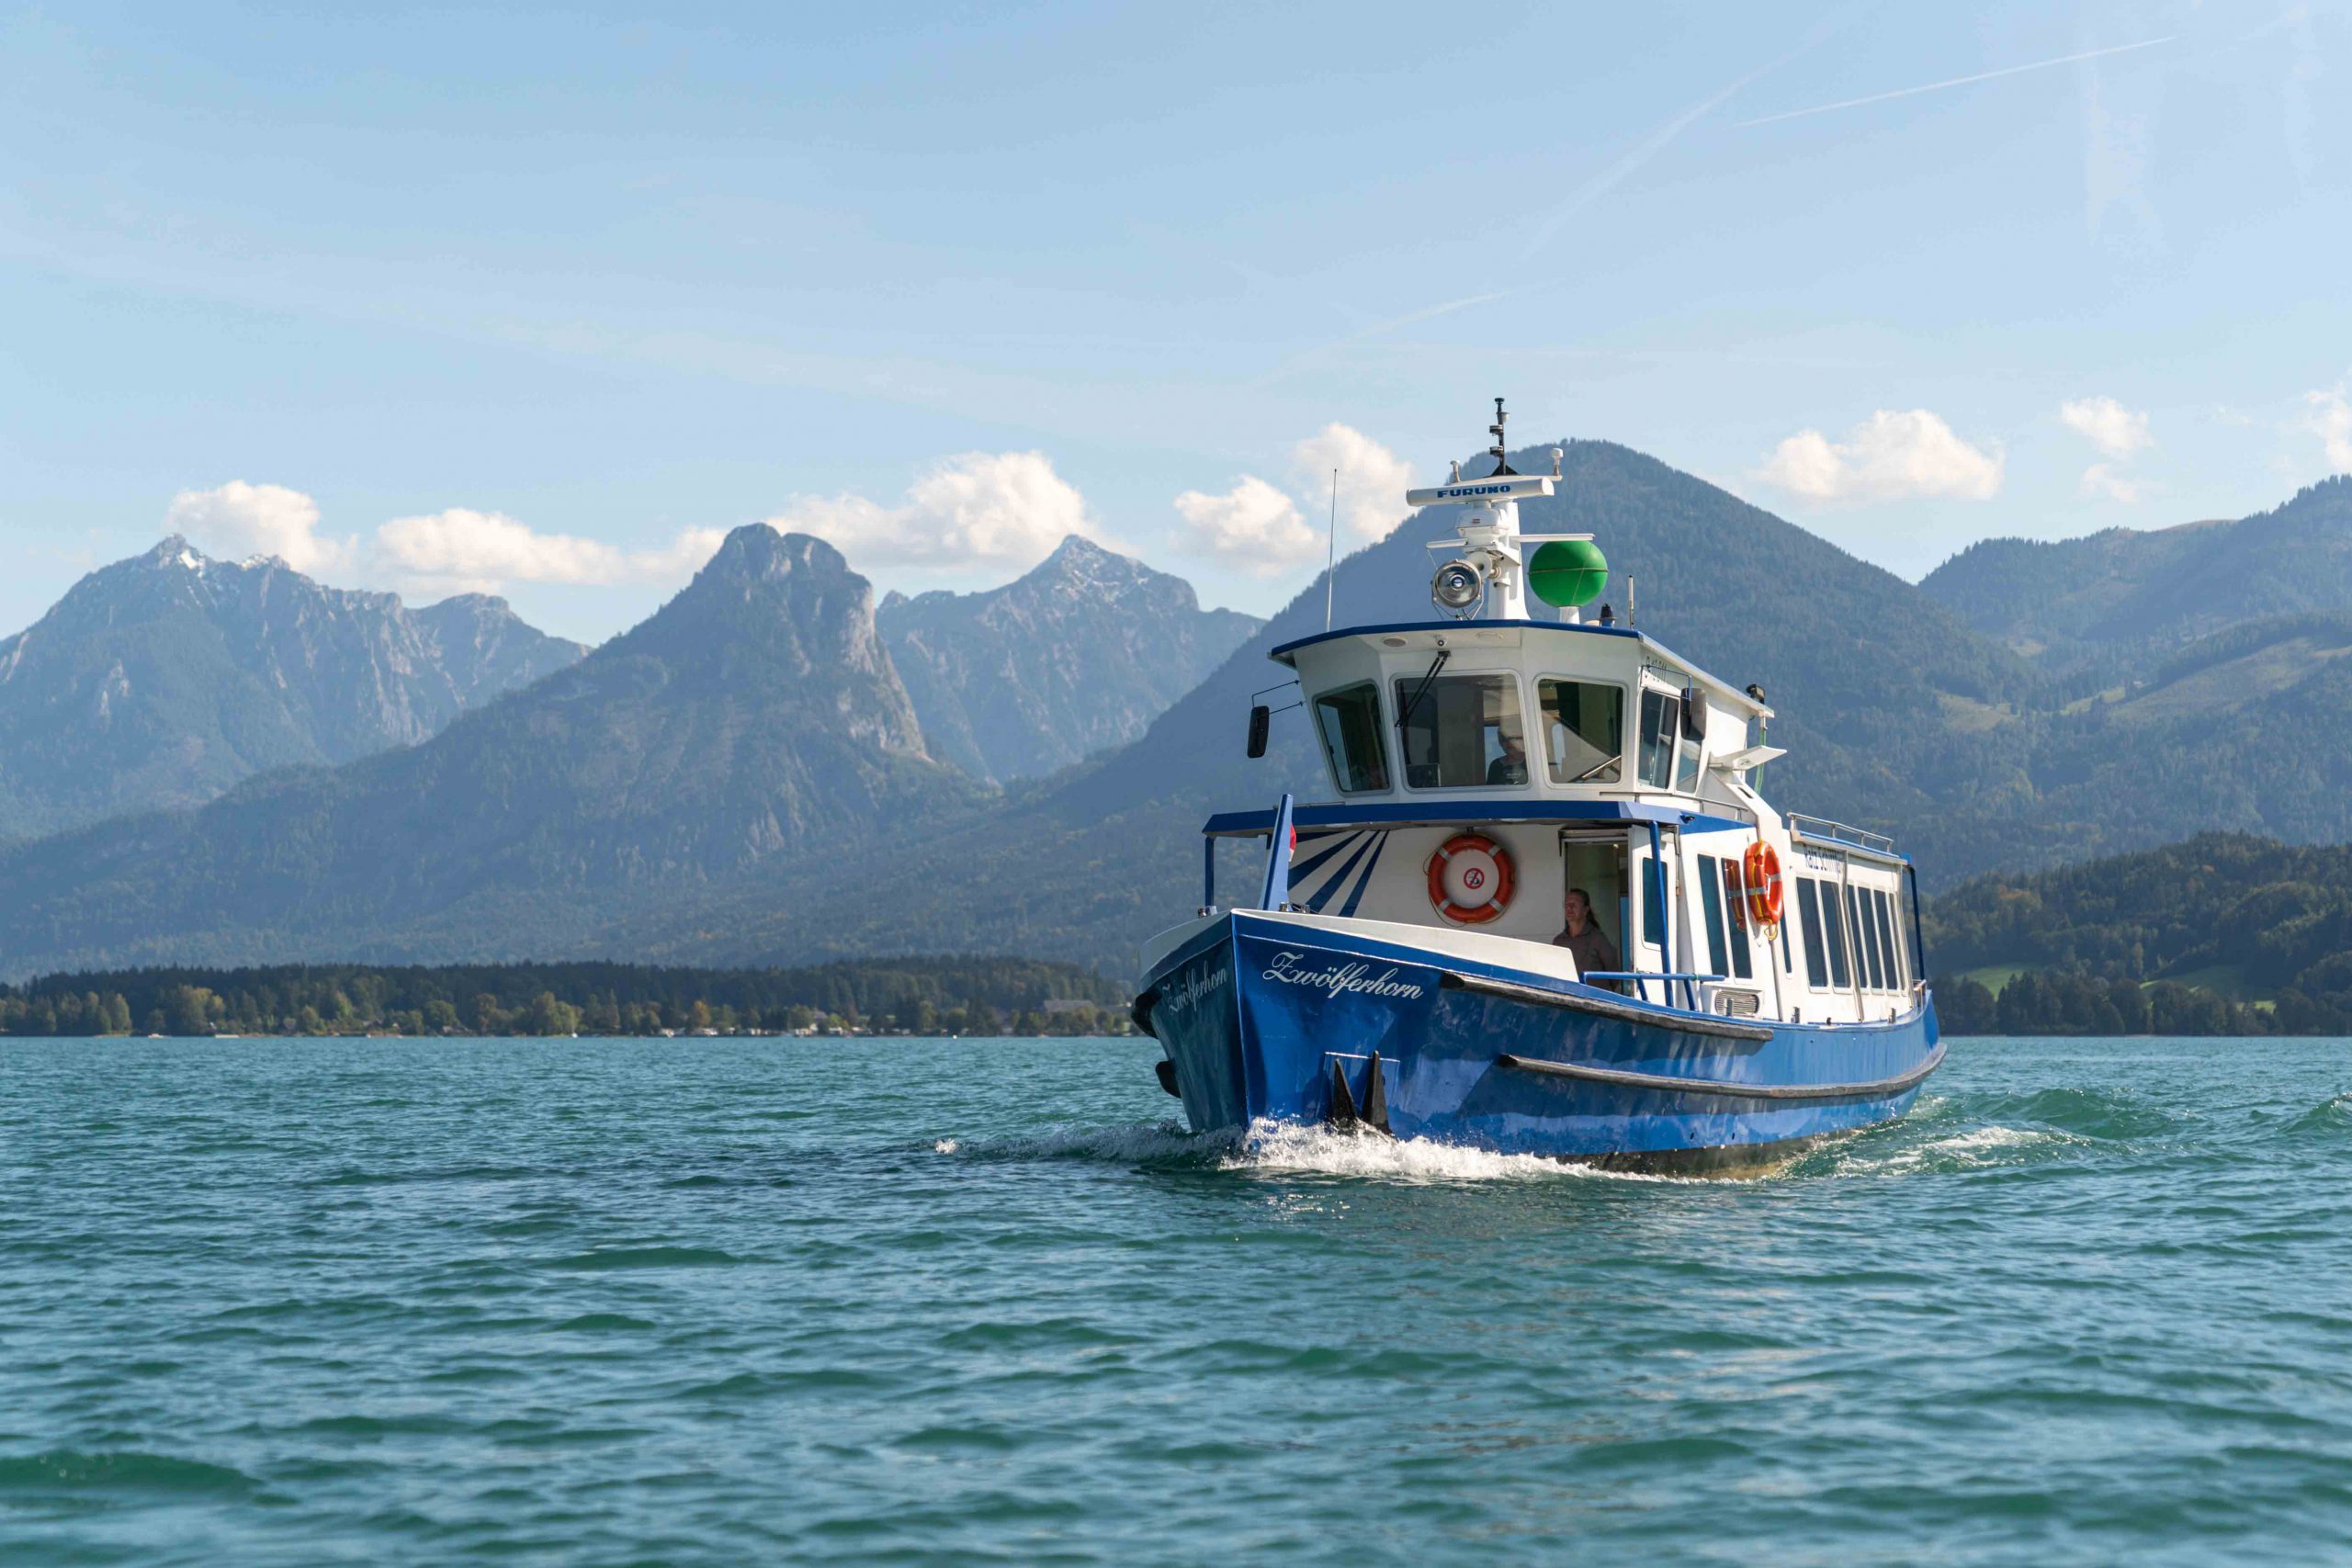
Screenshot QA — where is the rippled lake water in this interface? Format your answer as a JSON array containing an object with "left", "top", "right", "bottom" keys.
[{"left": 5, "top": 1034, "right": 2351, "bottom": 1564}]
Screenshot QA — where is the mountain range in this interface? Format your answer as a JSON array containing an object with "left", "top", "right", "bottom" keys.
[
  {"left": 0, "top": 538, "right": 583, "bottom": 840},
  {"left": 0, "top": 527, "right": 997, "bottom": 974},
  {"left": 3, "top": 446, "right": 2349, "bottom": 981},
  {"left": 876, "top": 535, "right": 1260, "bottom": 784}
]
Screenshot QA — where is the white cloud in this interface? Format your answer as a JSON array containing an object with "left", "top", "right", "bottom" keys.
[
  {"left": 2303, "top": 383, "right": 2352, "bottom": 472},
  {"left": 2060, "top": 396, "right": 2154, "bottom": 502},
  {"left": 2080, "top": 463, "right": 2143, "bottom": 503},
  {"left": 2060, "top": 395, "right": 2153, "bottom": 459},
  {"left": 165, "top": 480, "right": 353, "bottom": 574},
  {"left": 374, "top": 508, "right": 725, "bottom": 592},
  {"left": 1292, "top": 423, "right": 1415, "bottom": 542},
  {"left": 767, "top": 450, "right": 1106, "bottom": 571},
  {"left": 1755, "top": 410, "right": 2004, "bottom": 504},
  {"left": 162, "top": 480, "right": 728, "bottom": 604},
  {"left": 1168, "top": 422, "right": 1415, "bottom": 577},
  {"left": 1170, "top": 476, "right": 1317, "bottom": 575}
]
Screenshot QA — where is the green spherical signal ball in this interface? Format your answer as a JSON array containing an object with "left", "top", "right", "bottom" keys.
[{"left": 1529, "top": 539, "right": 1609, "bottom": 608}]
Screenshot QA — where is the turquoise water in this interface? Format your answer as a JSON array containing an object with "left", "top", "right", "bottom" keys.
[{"left": 4, "top": 1036, "right": 2351, "bottom": 1564}]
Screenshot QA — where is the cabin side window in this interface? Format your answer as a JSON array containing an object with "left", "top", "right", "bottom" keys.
[
  {"left": 1636, "top": 689, "right": 1679, "bottom": 788},
  {"left": 1715, "top": 857, "right": 1754, "bottom": 979},
  {"left": 1819, "top": 879, "right": 1852, "bottom": 989},
  {"left": 1878, "top": 890, "right": 1906, "bottom": 988},
  {"left": 1393, "top": 674, "right": 1527, "bottom": 790},
  {"left": 1538, "top": 679, "right": 1623, "bottom": 784},
  {"left": 1634, "top": 850, "right": 1667, "bottom": 950},
  {"left": 1801, "top": 876, "right": 1854, "bottom": 989},
  {"left": 1696, "top": 854, "right": 1731, "bottom": 979},
  {"left": 1311, "top": 683, "right": 1390, "bottom": 795},
  {"left": 1797, "top": 878, "right": 1829, "bottom": 987},
  {"left": 1851, "top": 886, "right": 1886, "bottom": 989},
  {"left": 1694, "top": 852, "right": 1756, "bottom": 983}
]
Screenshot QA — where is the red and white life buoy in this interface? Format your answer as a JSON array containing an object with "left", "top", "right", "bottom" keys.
[
  {"left": 1741, "top": 840, "right": 1784, "bottom": 941},
  {"left": 1427, "top": 832, "right": 1515, "bottom": 925}
]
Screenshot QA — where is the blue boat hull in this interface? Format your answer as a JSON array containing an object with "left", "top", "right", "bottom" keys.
[{"left": 1137, "top": 914, "right": 1940, "bottom": 1168}]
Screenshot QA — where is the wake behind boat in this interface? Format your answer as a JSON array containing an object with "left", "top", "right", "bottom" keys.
[{"left": 1134, "top": 400, "right": 1940, "bottom": 1170}]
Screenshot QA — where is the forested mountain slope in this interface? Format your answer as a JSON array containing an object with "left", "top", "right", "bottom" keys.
[
  {"left": 1921, "top": 476, "right": 2352, "bottom": 662},
  {"left": 1925, "top": 832, "right": 2352, "bottom": 1033}
]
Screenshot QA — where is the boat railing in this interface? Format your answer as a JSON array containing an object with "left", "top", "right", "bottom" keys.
[
  {"left": 1786, "top": 814, "right": 1895, "bottom": 855},
  {"left": 1583, "top": 972, "right": 1724, "bottom": 1010}
]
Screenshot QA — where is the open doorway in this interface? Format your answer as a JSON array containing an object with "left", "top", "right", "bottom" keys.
[{"left": 1557, "top": 833, "right": 1629, "bottom": 986}]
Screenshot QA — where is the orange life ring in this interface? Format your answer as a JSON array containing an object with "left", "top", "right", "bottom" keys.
[
  {"left": 1741, "top": 840, "right": 1784, "bottom": 929},
  {"left": 1427, "top": 832, "right": 1515, "bottom": 925}
]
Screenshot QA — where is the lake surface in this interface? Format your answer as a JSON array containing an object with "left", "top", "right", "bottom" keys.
[{"left": 4, "top": 1035, "right": 2350, "bottom": 1565}]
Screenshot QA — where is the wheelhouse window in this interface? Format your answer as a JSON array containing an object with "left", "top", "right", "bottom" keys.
[
  {"left": 1538, "top": 679, "right": 1623, "bottom": 784},
  {"left": 1394, "top": 673, "right": 1527, "bottom": 789},
  {"left": 1636, "top": 689, "right": 1679, "bottom": 788},
  {"left": 1312, "top": 682, "right": 1389, "bottom": 795}
]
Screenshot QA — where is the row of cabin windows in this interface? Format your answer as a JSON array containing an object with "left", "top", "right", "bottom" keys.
[
  {"left": 1312, "top": 675, "right": 1696, "bottom": 795},
  {"left": 1628, "top": 854, "right": 1910, "bottom": 998},
  {"left": 1795, "top": 876, "right": 1910, "bottom": 995}
]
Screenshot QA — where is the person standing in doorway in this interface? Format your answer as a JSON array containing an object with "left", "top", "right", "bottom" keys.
[{"left": 1552, "top": 886, "right": 1622, "bottom": 989}]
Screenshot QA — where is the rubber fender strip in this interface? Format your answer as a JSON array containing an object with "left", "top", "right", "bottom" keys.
[
  {"left": 1440, "top": 969, "right": 1775, "bottom": 1043},
  {"left": 1496, "top": 1043, "right": 1946, "bottom": 1102}
]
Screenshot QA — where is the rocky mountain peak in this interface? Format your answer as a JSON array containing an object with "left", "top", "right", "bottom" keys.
[
  {"left": 695, "top": 523, "right": 853, "bottom": 586},
  {"left": 0, "top": 542, "right": 584, "bottom": 840},
  {"left": 142, "top": 535, "right": 209, "bottom": 571},
  {"left": 875, "top": 539, "right": 1261, "bottom": 784}
]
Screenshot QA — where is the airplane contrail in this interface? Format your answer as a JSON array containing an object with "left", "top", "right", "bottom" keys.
[{"left": 1736, "top": 36, "right": 2175, "bottom": 128}]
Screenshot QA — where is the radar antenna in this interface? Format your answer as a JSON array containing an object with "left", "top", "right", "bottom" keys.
[{"left": 1487, "top": 397, "right": 1517, "bottom": 476}]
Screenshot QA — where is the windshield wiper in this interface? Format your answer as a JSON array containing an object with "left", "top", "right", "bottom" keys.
[{"left": 1395, "top": 649, "right": 1450, "bottom": 739}]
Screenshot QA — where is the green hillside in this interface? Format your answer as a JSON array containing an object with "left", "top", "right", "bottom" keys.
[{"left": 1926, "top": 832, "right": 2352, "bottom": 1033}]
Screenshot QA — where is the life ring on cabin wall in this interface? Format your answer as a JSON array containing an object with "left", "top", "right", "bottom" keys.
[
  {"left": 1742, "top": 840, "right": 1784, "bottom": 931},
  {"left": 1427, "top": 832, "right": 1515, "bottom": 925}
]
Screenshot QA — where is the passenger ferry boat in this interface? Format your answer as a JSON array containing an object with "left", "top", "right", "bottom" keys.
[{"left": 1134, "top": 400, "right": 1940, "bottom": 1170}]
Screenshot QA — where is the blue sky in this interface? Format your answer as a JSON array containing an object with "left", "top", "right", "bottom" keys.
[{"left": 3, "top": 1, "right": 2346, "bottom": 643}]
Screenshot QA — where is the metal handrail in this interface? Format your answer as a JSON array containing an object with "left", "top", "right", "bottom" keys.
[
  {"left": 1580, "top": 972, "right": 1725, "bottom": 983},
  {"left": 1582, "top": 971, "right": 1725, "bottom": 1010},
  {"left": 1787, "top": 813, "right": 1895, "bottom": 854}
]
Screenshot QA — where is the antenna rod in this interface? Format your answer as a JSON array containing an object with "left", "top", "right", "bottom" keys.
[{"left": 1323, "top": 467, "right": 1339, "bottom": 631}]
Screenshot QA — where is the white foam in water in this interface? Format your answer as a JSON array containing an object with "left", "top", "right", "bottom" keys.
[
  {"left": 934, "top": 1117, "right": 1702, "bottom": 1183},
  {"left": 1856, "top": 1123, "right": 2063, "bottom": 1174},
  {"left": 1229, "top": 1120, "right": 1594, "bottom": 1182}
]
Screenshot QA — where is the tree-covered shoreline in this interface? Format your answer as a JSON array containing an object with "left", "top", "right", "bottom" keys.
[
  {"left": 0, "top": 958, "right": 1136, "bottom": 1039},
  {"left": 1927, "top": 833, "right": 2352, "bottom": 1035}
]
